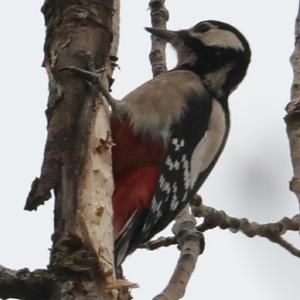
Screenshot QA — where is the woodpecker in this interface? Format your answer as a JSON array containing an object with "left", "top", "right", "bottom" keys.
[{"left": 111, "top": 20, "right": 251, "bottom": 266}]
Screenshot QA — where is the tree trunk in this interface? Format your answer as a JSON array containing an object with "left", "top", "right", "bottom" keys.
[{"left": 24, "top": 0, "right": 121, "bottom": 298}]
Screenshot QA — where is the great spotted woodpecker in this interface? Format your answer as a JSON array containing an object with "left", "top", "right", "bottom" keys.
[{"left": 111, "top": 20, "right": 251, "bottom": 266}]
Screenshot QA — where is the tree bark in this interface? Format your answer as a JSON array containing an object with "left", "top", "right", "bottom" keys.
[
  {"left": 23, "top": 0, "right": 121, "bottom": 299},
  {"left": 286, "top": 2, "right": 300, "bottom": 208},
  {"left": 148, "top": 0, "right": 169, "bottom": 76}
]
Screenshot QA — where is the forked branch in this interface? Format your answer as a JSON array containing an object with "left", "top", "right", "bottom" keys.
[{"left": 142, "top": 198, "right": 300, "bottom": 258}]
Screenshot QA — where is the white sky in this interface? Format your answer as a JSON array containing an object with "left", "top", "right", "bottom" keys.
[{"left": 1, "top": 1, "right": 299, "bottom": 299}]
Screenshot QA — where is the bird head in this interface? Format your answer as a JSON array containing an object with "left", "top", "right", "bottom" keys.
[{"left": 146, "top": 20, "right": 251, "bottom": 97}]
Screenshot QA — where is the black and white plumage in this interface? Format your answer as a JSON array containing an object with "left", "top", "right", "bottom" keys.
[{"left": 112, "top": 20, "right": 251, "bottom": 267}]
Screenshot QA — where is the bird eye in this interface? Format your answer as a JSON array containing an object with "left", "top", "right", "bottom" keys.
[{"left": 194, "top": 23, "right": 211, "bottom": 33}]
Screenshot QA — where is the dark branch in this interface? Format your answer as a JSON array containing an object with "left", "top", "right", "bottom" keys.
[
  {"left": 0, "top": 265, "right": 54, "bottom": 300},
  {"left": 25, "top": 177, "right": 53, "bottom": 210}
]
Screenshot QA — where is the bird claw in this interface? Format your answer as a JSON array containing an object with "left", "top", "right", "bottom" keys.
[{"left": 60, "top": 62, "right": 118, "bottom": 111}]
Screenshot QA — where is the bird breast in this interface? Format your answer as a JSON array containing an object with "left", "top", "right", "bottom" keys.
[{"left": 121, "top": 70, "right": 208, "bottom": 141}]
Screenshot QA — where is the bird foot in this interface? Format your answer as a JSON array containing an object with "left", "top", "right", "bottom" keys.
[{"left": 60, "top": 53, "right": 118, "bottom": 110}]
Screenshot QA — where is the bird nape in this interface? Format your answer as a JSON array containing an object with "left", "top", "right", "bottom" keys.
[{"left": 111, "top": 20, "right": 251, "bottom": 267}]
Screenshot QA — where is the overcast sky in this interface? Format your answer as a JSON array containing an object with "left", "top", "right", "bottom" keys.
[{"left": 1, "top": 1, "right": 299, "bottom": 299}]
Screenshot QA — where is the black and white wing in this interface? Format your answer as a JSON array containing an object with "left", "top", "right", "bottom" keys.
[{"left": 115, "top": 92, "right": 230, "bottom": 266}]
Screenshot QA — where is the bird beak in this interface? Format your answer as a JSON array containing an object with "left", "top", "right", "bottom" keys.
[{"left": 145, "top": 27, "right": 179, "bottom": 44}]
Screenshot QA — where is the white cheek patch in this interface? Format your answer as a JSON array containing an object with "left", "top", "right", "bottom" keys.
[
  {"left": 204, "top": 63, "right": 233, "bottom": 95},
  {"left": 190, "top": 100, "right": 226, "bottom": 187},
  {"left": 195, "top": 29, "right": 244, "bottom": 51}
]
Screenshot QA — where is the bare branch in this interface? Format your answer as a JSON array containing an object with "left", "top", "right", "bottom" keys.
[
  {"left": 192, "top": 201, "right": 300, "bottom": 257},
  {"left": 285, "top": 1, "right": 300, "bottom": 205},
  {"left": 140, "top": 236, "right": 177, "bottom": 250},
  {"left": 153, "top": 207, "right": 204, "bottom": 300},
  {"left": 0, "top": 265, "right": 54, "bottom": 300},
  {"left": 143, "top": 195, "right": 300, "bottom": 260},
  {"left": 148, "top": 0, "right": 169, "bottom": 76}
]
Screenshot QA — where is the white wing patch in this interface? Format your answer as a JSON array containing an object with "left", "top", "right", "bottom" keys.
[
  {"left": 170, "top": 183, "right": 178, "bottom": 211},
  {"left": 172, "top": 138, "right": 185, "bottom": 151},
  {"left": 190, "top": 100, "right": 226, "bottom": 187},
  {"left": 182, "top": 154, "right": 191, "bottom": 189},
  {"left": 165, "top": 155, "right": 180, "bottom": 170}
]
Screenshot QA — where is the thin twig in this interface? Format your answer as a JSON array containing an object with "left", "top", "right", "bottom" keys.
[
  {"left": 140, "top": 236, "right": 177, "bottom": 250},
  {"left": 191, "top": 202, "right": 300, "bottom": 257},
  {"left": 142, "top": 197, "right": 300, "bottom": 259}
]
